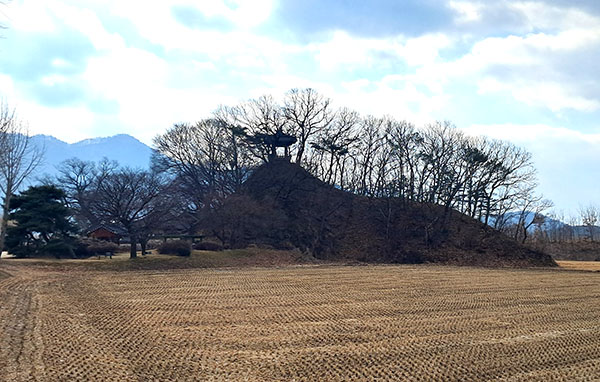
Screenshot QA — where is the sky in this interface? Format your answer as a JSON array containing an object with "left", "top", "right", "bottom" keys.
[{"left": 0, "top": 0, "right": 599, "bottom": 215}]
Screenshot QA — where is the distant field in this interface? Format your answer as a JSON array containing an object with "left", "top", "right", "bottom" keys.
[
  {"left": 0, "top": 262, "right": 599, "bottom": 381},
  {"left": 557, "top": 260, "right": 600, "bottom": 271}
]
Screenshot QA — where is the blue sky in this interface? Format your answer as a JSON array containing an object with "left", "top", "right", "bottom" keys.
[{"left": 0, "top": 0, "right": 599, "bottom": 215}]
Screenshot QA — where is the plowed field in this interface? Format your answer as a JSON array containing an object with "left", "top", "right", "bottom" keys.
[
  {"left": 0, "top": 263, "right": 599, "bottom": 381},
  {"left": 557, "top": 260, "right": 600, "bottom": 272}
]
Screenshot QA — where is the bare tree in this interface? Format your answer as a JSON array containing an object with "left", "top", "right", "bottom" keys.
[
  {"left": 475, "top": 141, "right": 536, "bottom": 226},
  {"left": 543, "top": 211, "right": 566, "bottom": 243},
  {"left": 307, "top": 107, "right": 359, "bottom": 187},
  {"left": 0, "top": 103, "right": 44, "bottom": 254},
  {"left": 215, "top": 95, "right": 289, "bottom": 162},
  {"left": 55, "top": 157, "right": 119, "bottom": 230},
  {"left": 88, "top": 168, "right": 167, "bottom": 258},
  {"left": 349, "top": 116, "right": 387, "bottom": 196},
  {"left": 386, "top": 119, "right": 421, "bottom": 201},
  {"left": 512, "top": 188, "right": 554, "bottom": 244},
  {"left": 153, "top": 119, "right": 255, "bottom": 233},
  {"left": 283, "top": 88, "right": 334, "bottom": 164},
  {"left": 579, "top": 204, "right": 598, "bottom": 242}
]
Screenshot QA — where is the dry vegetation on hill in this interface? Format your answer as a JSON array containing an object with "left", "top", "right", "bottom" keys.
[
  {"left": 217, "top": 159, "right": 555, "bottom": 267},
  {"left": 0, "top": 261, "right": 598, "bottom": 381}
]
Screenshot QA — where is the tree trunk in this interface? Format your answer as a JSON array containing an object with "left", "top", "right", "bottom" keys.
[
  {"left": 140, "top": 239, "right": 147, "bottom": 256},
  {"left": 521, "top": 226, "right": 528, "bottom": 244},
  {"left": 130, "top": 236, "right": 137, "bottom": 259},
  {"left": 295, "top": 145, "right": 305, "bottom": 164},
  {"left": 0, "top": 192, "right": 13, "bottom": 256}
]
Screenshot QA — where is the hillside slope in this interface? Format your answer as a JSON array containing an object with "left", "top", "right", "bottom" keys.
[{"left": 231, "top": 159, "right": 556, "bottom": 267}]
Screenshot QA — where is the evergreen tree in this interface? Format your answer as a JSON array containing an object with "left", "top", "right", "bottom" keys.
[{"left": 5, "top": 185, "right": 77, "bottom": 258}]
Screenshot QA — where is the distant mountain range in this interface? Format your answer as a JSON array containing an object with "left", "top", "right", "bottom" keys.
[{"left": 30, "top": 134, "right": 153, "bottom": 181}]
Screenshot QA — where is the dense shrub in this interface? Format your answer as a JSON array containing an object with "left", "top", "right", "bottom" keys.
[
  {"left": 118, "top": 243, "right": 129, "bottom": 252},
  {"left": 44, "top": 239, "right": 77, "bottom": 259},
  {"left": 396, "top": 251, "right": 424, "bottom": 264},
  {"left": 159, "top": 240, "right": 192, "bottom": 257},
  {"left": 75, "top": 238, "right": 119, "bottom": 257},
  {"left": 146, "top": 239, "right": 163, "bottom": 250},
  {"left": 208, "top": 194, "right": 289, "bottom": 249},
  {"left": 275, "top": 241, "right": 296, "bottom": 250},
  {"left": 193, "top": 241, "right": 224, "bottom": 251}
]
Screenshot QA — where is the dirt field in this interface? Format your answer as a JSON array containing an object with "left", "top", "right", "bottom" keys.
[
  {"left": 557, "top": 260, "right": 600, "bottom": 272},
  {"left": 0, "top": 262, "right": 599, "bottom": 381}
]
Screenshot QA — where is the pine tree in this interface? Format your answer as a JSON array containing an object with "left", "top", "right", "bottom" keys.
[{"left": 5, "top": 185, "right": 77, "bottom": 258}]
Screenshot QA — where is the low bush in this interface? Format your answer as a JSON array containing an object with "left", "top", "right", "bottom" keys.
[
  {"left": 44, "top": 239, "right": 76, "bottom": 259},
  {"left": 146, "top": 239, "right": 163, "bottom": 250},
  {"left": 193, "top": 241, "right": 224, "bottom": 251},
  {"left": 276, "top": 241, "right": 296, "bottom": 250},
  {"left": 75, "top": 238, "right": 119, "bottom": 257},
  {"left": 395, "top": 251, "right": 425, "bottom": 264},
  {"left": 119, "top": 243, "right": 133, "bottom": 253},
  {"left": 159, "top": 240, "right": 192, "bottom": 257}
]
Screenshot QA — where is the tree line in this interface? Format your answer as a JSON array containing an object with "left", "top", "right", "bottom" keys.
[
  {"left": 155, "top": 88, "right": 551, "bottom": 238},
  {"left": 0, "top": 89, "right": 553, "bottom": 257}
]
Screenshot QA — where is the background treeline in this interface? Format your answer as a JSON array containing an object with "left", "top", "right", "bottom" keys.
[
  {"left": 1, "top": 89, "right": 554, "bottom": 257},
  {"left": 154, "top": 88, "right": 551, "bottom": 243}
]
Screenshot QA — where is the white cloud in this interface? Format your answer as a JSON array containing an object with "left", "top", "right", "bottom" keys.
[
  {"left": 402, "top": 34, "right": 452, "bottom": 66},
  {"left": 22, "top": 102, "right": 96, "bottom": 143},
  {"left": 82, "top": 44, "right": 242, "bottom": 143},
  {"left": 8, "top": 0, "right": 56, "bottom": 32},
  {"left": 3, "top": 1, "right": 256, "bottom": 144},
  {"left": 449, "top": 1, "right": 483, "bottom": 23},
  {"left": 311, "top": 31, "right": 393, "bottom": 70},
  {"left": 469, "top": 28, "right": 600, "bottom": 111},
  {"left": 296, "top": 14, "right": 599, "bottom": 116},
  {"left": 1, "top": 71, "right": 95, "bottom": 143},
  {"left": 51, "top": 1, "right": 125, "bottom": 51},
  {"left": 411, "top": 25, "right": 600, "bottom": 113},
  {"left": 0, "top": 74, "right": 17, "bottom": 100},
  {"left": 477, "top": 77, "right": 600, "bottom": 112},
  {"left": 511, "top": 1, "right": 600, "bottom": 31},
  {"left": 106, "top": 1, "right": 279, "bottom": 56},
  {"left": 447, "top": 0, "right": 600, "bottom": 31},
  {"left": 310, "top": 31, "right": 451, "bottom": 70},
  {"left": 223, "top": 0, "right": 275, "bottom": 28},
  {"left": 512, "top": 83, "right": 600, "bottom": 112},
  {"left": 2, "top": 0, "right": 600, "bottom": 193},
  {"left": 173, "top": 0, "right": 275, "bottom": 28},
  {"left": 462, "top": 123, "right": 600, "bottom": 144}
]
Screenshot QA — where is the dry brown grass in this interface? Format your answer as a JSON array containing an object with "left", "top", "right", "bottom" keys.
[
  {"left": 557, "top": 260, "right": 600, "bottom": 272},
  {"left": 0, "top": 262, "right": 599, "bottom": 381},
  {"left": 0, "top": 248, "right": 315, "bottom": 272},
  {"left": 542, "top": 241, "right": 600, "bottom": 261}
]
